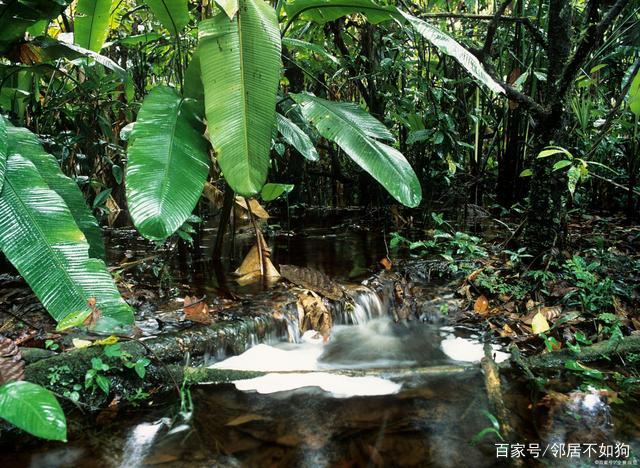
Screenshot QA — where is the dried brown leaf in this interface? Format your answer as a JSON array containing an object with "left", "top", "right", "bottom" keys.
[
  {"left": 280, "top": 264, "right": 343, "bottom": 300},
  {"left": 0, "top": 335, "right": 24, "bottom": 384},
  {"left": 184, "top": 296, "right": 212, "bottom": 324},
  {"left": 474, "top": 295, "right": 489, "bottom": 314}
]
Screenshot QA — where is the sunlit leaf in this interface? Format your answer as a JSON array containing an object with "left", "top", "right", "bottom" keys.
[
  {"left": 72, "top": 338, "right": 93, "bottom": 348},
  {"left": 261, "top": 182, "right": 294, "bottom": 201},
  {"left": 215, "top": 0, "right": 239, "bottom": 19},
  {"left": 0, "top": 381, "right": 66, "bottom": 441},
  {"left": 75, "top": 0, "right": 112, "bottom": 52},
  {"left": 199, "top": 0, "right": 282, "bottom": 196},
  {"left": 0, "top": 154, "right": 133, "bottom": 328},
  {"left": 537, "top": 146, "right": 574, "bottom": 159},
  {"left": 144, "top": 0, "right": 190, "bottom": 36},
  {"left": 552, "top": 160, "right": 573, "bottom": 171},
  {"left": 292, "top": 93, "right": 421, "bottom": 207},
  {"left": 6, "top": 125, "right": 105, "bottom": 259},
  {"left": 629, "top": 67, "right": 640, "bottom": 116},
  {"left": 126, "top": 86, "right": 209, "bottom": 241},
  {"left": 397, "top": 10, "right": 504, "bottom": 94},
  {"left": 56, "top": 309, "right": 92, "bottom": 331},
  {"left": 531, "top": 312, "right": 550, "bottom": 334},
  {"left": 0, "top": 115, "right": 6, "bottom": 194}
]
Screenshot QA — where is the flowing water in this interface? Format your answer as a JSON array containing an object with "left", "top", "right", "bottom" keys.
[{"left": 2, "top": 210, "right": 639, "bottom": 467}]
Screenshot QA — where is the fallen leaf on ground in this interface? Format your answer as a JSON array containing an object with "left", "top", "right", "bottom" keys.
[
  {"left": 467, "top": 268, "right": 483, "bottom": 281},
  {"left": 540, "top": 305, "right": 562, "bottom": 321},
  {"left": 500, "top": 324, "right": 516, "bottom": 338},
  {"left": 474, "top": 295, "right": 489, "bottom": 313},
  {"left": 72, "top": 338, "right": 93, "bottom": 349},
  {"left": 183, "top": 296, "right": 212, "bottom": 324},
  {"left": 531, "top": 312, "right": 550, "bottom": 334},
  {"left": 0, "top": 336, "right": 25, "bottom": 384},
  {"left": 379, "top": 257, "right": 392, "bottom": 270}
]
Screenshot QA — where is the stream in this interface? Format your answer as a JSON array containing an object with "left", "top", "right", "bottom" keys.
[{"left": 1, "top": 209, "right": 639, "bottom": 467}]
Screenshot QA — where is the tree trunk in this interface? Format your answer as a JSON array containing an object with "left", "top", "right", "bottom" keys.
[{"left": 523, "top": 0, "right": 572, "bottom": 255}]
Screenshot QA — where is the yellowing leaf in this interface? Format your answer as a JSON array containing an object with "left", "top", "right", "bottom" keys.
[
  {"left": 94, "top": 335, "right": 119, "bottom": 346},
  {"left": 531, "top": 312, "right": 550, "bottom": 334},
  {"left": 474, "top": 295, "right": 489, "bottom": 314},
  {"left": 72, "top": 338, "right": 93, "bottom": 349}
]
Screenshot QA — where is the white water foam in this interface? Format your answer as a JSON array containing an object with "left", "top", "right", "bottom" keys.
[
  {"left": 440, "top": 336, "right": 510, "bottom": 363},
  {"left": 234, "top": 372, "right": 401, "bottom": 398},
  {"left": 210, "top": 328, "right": 401, "bottom": 397}
]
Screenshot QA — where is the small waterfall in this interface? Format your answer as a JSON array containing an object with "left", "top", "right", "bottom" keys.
[
  {"left": 341, "top": 287, "right": 385, "bottom": 325},
  {"left": 284, "top": 313, "right": 301, "bottom": 343},
  {"left": 120, "top": 418, "right": 168, "bottom": 467}
]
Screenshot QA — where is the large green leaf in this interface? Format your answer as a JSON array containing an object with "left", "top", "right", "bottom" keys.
[
  {"left": 284, "top": 0, "right": 395, "bottom": 25},
  {"left": 126, "top": 86, "right": 209, "bottom": 241},
  {"left": 292, "top": 93, "right": 421, "bottom": 207},
  {"left": 184, "top": 49, "right": 204, "bottom": 102},
  {"left": 276, "top": 113, "right": 319, "bottom": 161},
  {"left": 0, "top": 153, "right": 133, "bottom": 327},
  {"left": 199, "top": 0, "right": 282, "bottom": 196},
  {"left": 397, "top": 10, "right": 504, "bottom": 94},
  {"left": 0, "top": 0, "right": 72, "bottom": 54},
  {"left": 0, "top": 381, "right": 66, "bottom": 441},
  {"left": 32, "top": 37, "right": 127, "bottom": 80},
  {"left": 144, "top": 0, "right": 190, "bottom": 36},
  {"left": 75, "top": 0, "right": 112, "bottom": 52},
  {"left": 0, "top": 115, "right": 6, "bottom": 194},
  {"left": 6, "top": 125, "right": 105, "bottom": 259},
  {"left": 629, "top": 68, "right": 640, "bottom": 116}
]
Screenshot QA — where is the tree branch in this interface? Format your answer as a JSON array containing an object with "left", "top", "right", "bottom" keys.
[
  {"left": 417, "top": 13, "right": 548, "bottom": 49},
  {"left": 482, "top": 0, "right": 514, "bottom": 58},
  {"left": 555, "top": 0, "right": 632, "bottom": 101},
  {"left": 479, "top": 60, "right": 549, "bottom": 117}
]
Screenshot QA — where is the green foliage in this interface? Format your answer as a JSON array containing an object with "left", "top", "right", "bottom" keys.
[
  {"left": 276, "top": 113, "right": 319, "bottom": 162},
  {"left": 284, "top": 0, "right": 396, "bottom": 25},
  {"left": 0, "top": 0, "right": 71, "bottom": 53},
  {"left": 75, "top": 0, "right": 112, "bottom": 52},
  {"left": 474, "top": 271, "right": 528, "bottom": 299},
  {"left": 0, "top": 381, "right": 67, "bottom": 441},
  {"left": 293, "top": 93, "right": 422, "bottom": 207},
  {"left": 261, "top": 183, "right": 294, "bottom": 201},
  {"left": 397, "top": 10, "right": 504, "bottom": 94},
  {"left": 628, "top": 68, "right": 640, "bottom": 116},
  {"left": 7, "top": 125, "right": 105, "bottom": 259},
  {"left": 0, "top": 115, "right": 5, "bottom": 193},
  {"left": 199, "top": 0, "right": 282, "bottom": 197},
  {"left": 126, "top": 86, "right": 209, "bottom": 241},
  {"left": 562, "top": 256, "right": 614, "bottom": 313},
  {"left": 144, "top": 0, "right": 190, "bottom": 36},
  {"left": 0, "top": 152, "right": 133, "bottom": 328},
  {"left": 470, "top": 411, "right": 503, "bottom": 445}
]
